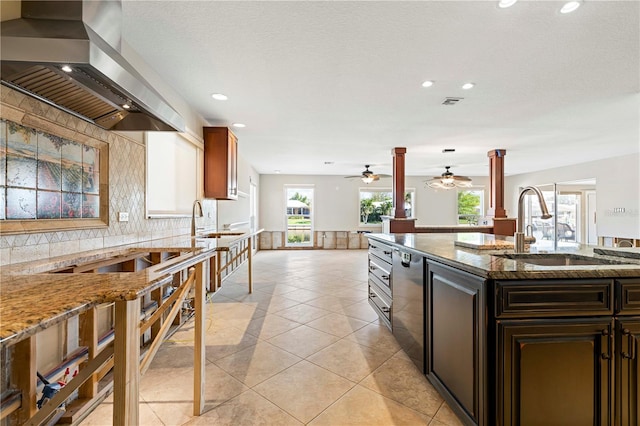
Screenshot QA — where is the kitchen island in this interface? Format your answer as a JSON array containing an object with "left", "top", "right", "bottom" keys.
[
  {"left": 0, "top": 230, "right": 261, "bottom": 425},
  {"left": 366, "top": 232, "right": 640, "bottom": 426}
]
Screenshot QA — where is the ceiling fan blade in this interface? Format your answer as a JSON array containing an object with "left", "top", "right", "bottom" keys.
[{"left": 344, "top": 175, "right": 362, "bottom": 179}]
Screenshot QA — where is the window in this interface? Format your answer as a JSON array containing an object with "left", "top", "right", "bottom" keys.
[
  {"left": 457, "top": 189, "right": 484, "bottom": 225},
  {"left": 359, "top": 188, "right": 415, "bottom": 226},
  {"left": 285, "top": 186, "right": 313, "bottom": 246}
]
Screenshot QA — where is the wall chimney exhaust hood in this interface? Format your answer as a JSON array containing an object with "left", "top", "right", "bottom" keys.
[{"left": 1, "top": 0, "right": 185, "bottom": 132}]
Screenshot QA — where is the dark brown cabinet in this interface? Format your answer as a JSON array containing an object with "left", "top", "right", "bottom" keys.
[
  {"left": 497, "top": 318, "right": 613, "bottom": 425},
  {"left": 203, "top": 127, "right": 238, "bottom": 200},
  {"left": 426, "top": 261, "right": 487, "bottom": 426},
  {"left": 616, "top": 318, "right": 640, "bottom": 425}
]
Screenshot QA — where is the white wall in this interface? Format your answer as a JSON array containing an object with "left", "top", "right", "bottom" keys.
[
  {"left": 259, "top": 174, "right": 490, "bottom": 231},
  {"left": 505, "top": 153, "right": 640, "bottom": 239}
]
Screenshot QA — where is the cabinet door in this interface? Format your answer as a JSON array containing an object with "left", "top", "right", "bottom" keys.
[
  {"left": 227, "top": 131, "right": 238, "bottom": 198},
  {"left": 426, "top": 261, "right": 486, "bottom": 425},
  {"left": 497, "top": 318, "right": 613, "bottom": 426},
  {"left": 616, "top": 318, "right": 640, "bottom": 426}
]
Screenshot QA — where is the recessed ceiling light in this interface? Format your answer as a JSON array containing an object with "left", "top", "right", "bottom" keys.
[
  {"left": 61, "top": 65, "right": 72, "bottom": 72},
  {"left": 232, "top": 123, "right": 246, "bottom": 128},
  {"left": 211, "top": 93, "right": 228, "bottom": 101},
  {"left": 498, "top": 0, "right": 518, "bottom": 8},
  {"left": 324, "top": 161, "right": 334, "bottom": 165},
  {"left": 421, "top": 80, "right": 434, "bottom": 88},
  {"left": 560, "top": 1, "right": 581, "bottom": 13},
  {"left": 462, "top": 83, "right": 475, "bottom": 90},
  {"left": 274, "top": 170, "right": 281, "bottom": 174}
]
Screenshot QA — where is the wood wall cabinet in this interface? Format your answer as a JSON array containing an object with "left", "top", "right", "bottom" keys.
[{"left": 203, "top": 127, "right": 238, "bottom": 200}]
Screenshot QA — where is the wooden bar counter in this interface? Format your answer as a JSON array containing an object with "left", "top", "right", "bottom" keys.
[{"left": 0, "top": 230, "right": 262, "bottom": 425}]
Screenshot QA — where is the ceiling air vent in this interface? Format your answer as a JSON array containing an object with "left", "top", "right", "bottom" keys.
[
  {"left": 442, "top": 148, "right": 456, "bottom": 153},
  {"left": 442, "top": 97, "right": 463, "bottom": 106}
]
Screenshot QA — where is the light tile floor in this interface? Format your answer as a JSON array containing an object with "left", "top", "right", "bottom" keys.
[{"left": 81, "top": 250, "right": 463, "bottom": 425}]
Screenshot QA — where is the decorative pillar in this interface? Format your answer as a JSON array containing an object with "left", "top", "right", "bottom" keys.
[
  {"left": 392, "top": 147, "right": 407, "bottom": 219},
  {"left": 487, "top": 149, "right": 507, "bottom": 218},
  {"left": 487, "top": 149, "right": 516, "bottom": 236}
]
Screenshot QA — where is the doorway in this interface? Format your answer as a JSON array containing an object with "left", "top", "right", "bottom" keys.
[{"left": 285, "top": 185, "right": 314, "bottom": 247}]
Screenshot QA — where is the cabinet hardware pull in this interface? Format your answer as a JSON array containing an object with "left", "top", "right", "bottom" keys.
[
  {"left": 381, "top": 306, "right": 390, "bottom": 313},
  {"left": 369, "top": 265, "right": 376, "bottom": 271},
  {"left": 601, "top": 329, "right": 613, "bottom": 360},
  {"left": 383, "top": 251, "right": 392, "bottom": 256},
  {"left": 381, "top": 275, "right": 389, "bottom": 280},
  {"left": 369, "top": 292, "right": 376, "bottom": 298},
  {"left": 622, "top": 328, "right": 636, "bottom": 360}
]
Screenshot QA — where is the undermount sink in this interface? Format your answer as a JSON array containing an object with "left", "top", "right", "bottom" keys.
[
  {"left": 495, "top": 253, "right": 632, "bottom": 266},
  {"left": 198, "top": 232, "right": 244, "bottom": 238}
]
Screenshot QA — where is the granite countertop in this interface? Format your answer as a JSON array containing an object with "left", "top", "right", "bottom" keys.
[
  {"left": 367, "top": 232, "right": 640, "bottom": 280},
  {"left": 0, "top": 229, "right": 263, "bottom": 347}
]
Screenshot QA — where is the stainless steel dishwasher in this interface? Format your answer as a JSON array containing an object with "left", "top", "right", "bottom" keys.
[{"left": 392, "top": 248, "right": 425, "bottom": 373}]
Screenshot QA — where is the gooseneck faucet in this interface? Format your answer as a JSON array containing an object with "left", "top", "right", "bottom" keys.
[
  {"left": 515, "top": 186, "right": 552, "bottom": 253},
  {"left": 191, "top": 199, "right": 204, "bottom": 237}
]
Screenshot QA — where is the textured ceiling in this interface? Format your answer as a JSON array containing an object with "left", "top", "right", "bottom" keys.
[{"left": 121, "top": 1, "right": 639, "bottom": 178}]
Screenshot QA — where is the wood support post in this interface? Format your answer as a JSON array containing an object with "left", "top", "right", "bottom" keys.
[
  {"left": 79, "top": 307, "right": 98, "bottom": 398},
  {"left": 113, "top": 298, "right": 140, "bottom": 425},
  {"left": 193, "top": 261, "right": 206, "bottom": 416},
  {"left": 12, "top": 336, "right": 36, "bottom": 423},
  {"left": 248, "top": 237, "right": 253, "bottom": 294},
  {"left": 392, "top": 147, "right": 407, "bottom": 219},
  {"left": 487, "top": 149, "right": 507, "bottom": 218}
]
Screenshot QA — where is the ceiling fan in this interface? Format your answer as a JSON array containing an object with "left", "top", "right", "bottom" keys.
[
  {"left": 344, "top": 165, "right": 390, "bottom": 184},
  {"left": 425, "top": 166, "right": 473, "bottom": 189}
]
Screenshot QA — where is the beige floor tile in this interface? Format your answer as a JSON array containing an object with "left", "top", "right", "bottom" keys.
[
  {"left": 254, "top": 283, "right": 300, "bottom": 295},
  {"left": 306, "top": 313, "right": 369, "bottom": 338},
  {"left": 275, "top": 303, "right": 331, "bottom": 324},
  {"left": 239, "top": 294, "right": 301, "bottom": 314},
  {"left": 308, "top": 385, "right": 431, "bottom": 425},
  {"left": 433, "top": 402, "right": 465, "bottom": 426},
  {"left": 79, "top": 399, "right": 162, "bottom": 425},
  {"left": 334, "top": 286, "right": 369, "bottom": 301},
  {"left": 144, "top": 343, "right": 195, "bottom": 371},
  {"left": 281, "top": 288, "right": 324, "bottom": 303},
  {"left": 243, "top": 314, "right": 302, "bottom": 339},
  {"left": 341, "top": 300, "right": 381, "bottom": 322},
  {"left": 214, "top": 341, "right": 302, "bottom": 387},
  {"left": 202, "top": 325, "right": 260, "bottom": 362},
  {"left": 267, "top": 325, "right": 340, "bottom": 358},
  {"left": 304, "top": 295, "right": 359, "bottom": 312},
  {"left": 183, "top": 390, "right": 303, "bottom": 425},
  {"left": 360, "top": 355, "right": 443, "bottom": 418},
  {"left": 253, "top": 360, "right": 355, "bottom": 423},
  {"left": 307, "top": 339, "right": 392, "bottom": 382},
  {"left": 344, "top": 323, "right": 401, "bottom": 358}
]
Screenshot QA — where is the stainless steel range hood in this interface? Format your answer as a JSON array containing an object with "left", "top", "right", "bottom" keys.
[{"left": 1, "top": 0, "right": 185, "bottom": 132}]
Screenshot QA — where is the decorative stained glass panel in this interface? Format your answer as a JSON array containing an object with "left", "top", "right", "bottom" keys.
[
  {"left": 7, "top": 187, "right": 36, "bottom": 219},
  {"left": 37, "top": 132, "right": 62, "bottom": 191},
  {"left": 82, "top": 146, "right": 99, "bottom": 194},
  {"left": 83, "top": 194, "right": 100, "bottom": 218},
  {"left": 37, "top": 190, "right": 61, "bottom": 219},
  {"left": 62, "top": 192, "right": 81, "bottom": 218},
  {"left": 61, "top": 141, "right": 83, "bottom": 192}
]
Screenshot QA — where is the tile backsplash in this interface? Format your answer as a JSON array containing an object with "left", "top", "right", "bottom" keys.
[{"left": 0, "top": 86, "right": 213, "bottom": 266}]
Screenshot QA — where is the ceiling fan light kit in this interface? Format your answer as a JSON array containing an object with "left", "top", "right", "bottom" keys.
[
  {"left": 426, "top": 166, "right": 473, "bottom": 189},
  {"left": 344, "top": 165, "right": 389, "bottom": 184}
]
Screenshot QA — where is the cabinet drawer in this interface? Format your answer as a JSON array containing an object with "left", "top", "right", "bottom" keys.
[
  {"left": 617, "top": 278, "right": 640, "bottom": 315},
  {"left": 369, "top": 281, "right": 392, "bottom": 329},
  {"left": 496, "top": 279, "right": 613, "bottom": 318},
  {"left": 368, "top": 241, "right": 393, "bottom": 263},
  {"left": 369, "top": 255, "right": 392, "bottom": 289}
]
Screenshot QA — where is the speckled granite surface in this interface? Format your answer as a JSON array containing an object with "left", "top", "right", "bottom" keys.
[
  {"left": 367, "top": 233, "right": 640, "bottom": 280},
  {"left": 0, "top": 230, "right": 262, "bottom": 347}
]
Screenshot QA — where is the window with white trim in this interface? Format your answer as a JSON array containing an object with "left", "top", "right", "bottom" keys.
[{"left": 359, "top": 188, "right": 415, "bottom": 226}]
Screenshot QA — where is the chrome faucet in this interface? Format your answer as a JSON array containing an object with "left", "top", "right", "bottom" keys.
[
  {"left": 515, "top": 186, "right": 552, "bottom": 253},
  {"left": 191, "top": 199, "right": 204, "bottom": 237}
]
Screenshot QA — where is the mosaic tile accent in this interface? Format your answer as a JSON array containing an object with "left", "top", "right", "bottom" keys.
[{"left": 0, "top": 86, "right": 207, "bottom": 265}]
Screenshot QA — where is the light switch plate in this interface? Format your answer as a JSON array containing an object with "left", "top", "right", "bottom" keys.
[{"left": 118, "top": 212, "right": 129, "bottom": 222}]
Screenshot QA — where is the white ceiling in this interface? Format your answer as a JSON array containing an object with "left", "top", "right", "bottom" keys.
[{"left": 121, "top": 0, "right": 639, "bottom": 179}]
